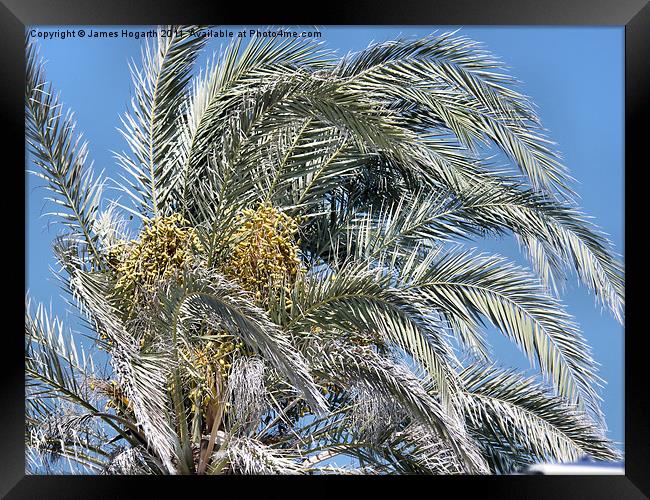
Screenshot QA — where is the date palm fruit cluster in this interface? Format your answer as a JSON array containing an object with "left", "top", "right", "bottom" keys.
[
  {"left": 185, "top": 334, "right": 245, "bottom": 416},
  {"left": 108, "top": 213, "right": 204, "bottom": 298},
  {"left": 89, "top": 378, "right": 133, "bottom": 415},
  {"left": 221, "top": 203, "right": 302, "bottom": 307}
]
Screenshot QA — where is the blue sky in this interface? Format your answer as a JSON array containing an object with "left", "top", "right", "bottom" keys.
[{"left": 26, "top": 26, "right": 625, "bottom": 452}]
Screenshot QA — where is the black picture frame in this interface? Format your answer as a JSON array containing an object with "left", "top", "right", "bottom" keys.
[{"left": 3, "top": 0, "right": 647, "bottom": 497}]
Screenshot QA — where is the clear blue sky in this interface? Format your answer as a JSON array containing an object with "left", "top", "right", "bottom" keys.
[{"left": 25, "top": 26, "right": 625, "bottom": 452}]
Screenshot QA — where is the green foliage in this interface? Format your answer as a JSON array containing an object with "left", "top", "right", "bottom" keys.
[{"left": 26, "top": 26, "right": 623, "bottom": 475}]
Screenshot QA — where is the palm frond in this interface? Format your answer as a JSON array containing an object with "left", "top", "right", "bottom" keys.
[
  {"left": 431, "top": 178, "right": 624, "bottom": 322},
  {"left": 402, "top": 248, "right": 604, "bottom": 421},
  {"left": 378, "top": 424, "right": 467, "bottom": 474},
  {"left": 102, "top": 446, "right": 162, "bottom": 475},
  {"left": 24, "top": 299, "right": 145, "bottom": 473},
  {"left": 306, "top": 340, "right": 488, "bottom": 473},
  {"left": 214, "top": 436, "right": 304, "bottom": 474},
  {"left": 27, "top": 406, "right": 111, "bottom": 474},
  {"left": 338, "top": 32, "right": 571, "bottom": 195},
  {"left": 69, "top": 270, "right": 179, "bottom": 473},
  {"left": 25, "top": 298, "right": 98, "bottom": 416},
  {"left": 116, "top": 26, "right": 208, "bottom": 217},
  {"left": 459, "top": 362, "right": 621, "bottom": 471},
  {"left": 288, "top": 261, "right": 459, "bottom": 412},
  {"left": 174, "top": 267, "right": 328, "bottom": 414},
  {"left": 25, "top": 40, "right": 103, "bottom": 261},
  {"left": 170, "top": 36, "right": 333, "bottom": 214}
]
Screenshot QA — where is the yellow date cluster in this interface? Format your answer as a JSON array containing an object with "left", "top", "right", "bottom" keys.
[
  {"left": 185, "top": 334, "right": 244, "bottom": 415},
  {"left": 222, "top": 203, "right": 302, "bottom": 305},
  {"left": 108, "top": 213, "right": 204, "bottom": 297},
  {"left": 89, "top": 378, "right": 132, "bottom": 414}
]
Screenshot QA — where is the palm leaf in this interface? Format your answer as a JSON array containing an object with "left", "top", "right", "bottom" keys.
[
  {"left": 25, "top": 41, "right": 103, "bottom": 261},
  {"left": 69, "top": 270, "right": 180, "bottom": 473},
  {"left": 305, "top": 339, "right": 488, "bottom": 473},
  {"left": 288, "top": 261, "right": 460, "bottom": 413},
  {"left": 116, "top": 25, "right": 208, "bottom": 217},
  {"left": 459, "top": 362, "right": 621, "bottom": 470},
  {"left": 402, "top": 248, "right": 604, "bottom": 422},
  {"left": 172, "top": 267, "right": 328, "bottom": 414}
]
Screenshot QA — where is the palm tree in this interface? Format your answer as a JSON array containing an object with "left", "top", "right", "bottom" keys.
[{"left": 25, "top": 26, "right": 624, "bottom": 475}]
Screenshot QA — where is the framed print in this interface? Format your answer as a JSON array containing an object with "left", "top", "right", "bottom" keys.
[{"left": 2, "top": 0, "right": 647, "bottom": 497}]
